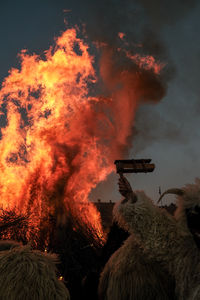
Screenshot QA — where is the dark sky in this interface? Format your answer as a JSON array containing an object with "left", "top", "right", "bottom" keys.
[{"left": 1, "top": 0, "right": 200, "bottom": 204}]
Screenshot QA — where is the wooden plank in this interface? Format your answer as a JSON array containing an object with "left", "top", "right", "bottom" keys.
[{"left": 115, "top": 160, "right": 155, "bottom": 173}]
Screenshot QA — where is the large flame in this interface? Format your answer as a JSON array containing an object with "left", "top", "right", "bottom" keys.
[{"left": 0, "top": 27, "right": 163, "bottom": 245}]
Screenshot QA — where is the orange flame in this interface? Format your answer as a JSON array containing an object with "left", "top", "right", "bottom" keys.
[
  {"left": 126, "top": 52, "right": 165, "bottom": 74},
  {"left": 0, "top": 27, "right": 164, "bottom": 245}
]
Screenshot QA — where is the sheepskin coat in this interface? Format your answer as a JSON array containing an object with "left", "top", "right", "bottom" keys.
[
  {"left": 98, "top": 191, "right": 176, "bottom": 300},
  {"left": 0, "top": 245, "right": 70, "bottom": 300},
  {"left": 110, "top": 188, "right": 200, "bottom": 300},
  {"left": 99, "top": 233, "right": 175, "bottom": 300}
]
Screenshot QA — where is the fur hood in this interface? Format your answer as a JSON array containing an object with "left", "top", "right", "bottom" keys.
[
  {"left": 0, "top": 245, "right": 70, "bottom": 300},
  {"left": 174, "top": 178, "right": 200, "bottom": 221}
]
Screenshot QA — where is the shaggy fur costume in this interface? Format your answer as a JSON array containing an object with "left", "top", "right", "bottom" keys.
[
  {"left": 98, "top": 191, "right": 176, "bottom": 300},
  {"left": 0, "top": 240, "right": 20, "bottom": 251},
  {"left": 99, "top": 178, "right": 200, "bottom": 300},
  {"left": 0, "top": 244, "right": 70, "bottom": 300}
]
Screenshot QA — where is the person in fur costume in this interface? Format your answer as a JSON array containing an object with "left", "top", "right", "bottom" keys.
[
  {"left": 156, "top": 179, "right": 200, "bottom": 299},
  {"left": 0, "top": 242, "right": 70, "bottom": 300},
  {"left": 98, "top": 175, "right": 176, "bottom": 300},
  {"left": 98, "top": 175, "right": 200, "bottom": 300}
]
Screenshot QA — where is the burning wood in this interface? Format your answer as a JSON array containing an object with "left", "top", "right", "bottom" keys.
[{"left": 0, "top": 216, "right": 27, "bottom": 231}]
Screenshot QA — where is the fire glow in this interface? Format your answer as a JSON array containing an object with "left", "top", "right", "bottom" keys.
[{"left": 0, "top": 27, "right": 164, "bottom": 245}]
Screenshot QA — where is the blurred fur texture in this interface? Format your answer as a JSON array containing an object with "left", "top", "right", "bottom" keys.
[
  {"left": 99, "top": 178, "right": 200, "bottom": 300},
  {"left": 0, "top": 244, "right": 70, "bottom": 300},
  {"left": 98, "top": 191, "right": 176, "bottom": 300},
  {"left": 0, "top": 240, "right": 20, "bottom": 251}
]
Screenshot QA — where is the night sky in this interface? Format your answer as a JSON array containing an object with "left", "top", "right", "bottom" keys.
[{"left": 1, "top": 0, "right": 200, "bottom": 204}]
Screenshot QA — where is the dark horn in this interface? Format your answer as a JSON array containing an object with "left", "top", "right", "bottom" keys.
[{"left": 157, "top": 188, "right": 184, "bottom": 204}]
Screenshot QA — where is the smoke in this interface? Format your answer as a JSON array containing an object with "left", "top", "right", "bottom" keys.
[
  {"left": 66, "top": 0, "right": 200, "bottom": 158},
  {"left": 136, "top": 0, "right": 198, "bottom": 27},
  {"left": 132, "top": 106, "right": 187, "bottom": 154},
  {"left": 71, "top": 0, "right": 198, "bottom": 40},
  {"left": 75, "top": 0, "right": 174, "bottom": 156},
  {"left": 97, "top": 46, "right": 168, "bottom": 155}
]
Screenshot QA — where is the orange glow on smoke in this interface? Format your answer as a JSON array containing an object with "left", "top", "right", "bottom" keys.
[
  {"left": 0, "top": 27, "right": 163, "bottom": 244},
  {"left": 126, "top": 52, "right": 165, "bottom": 74}
]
